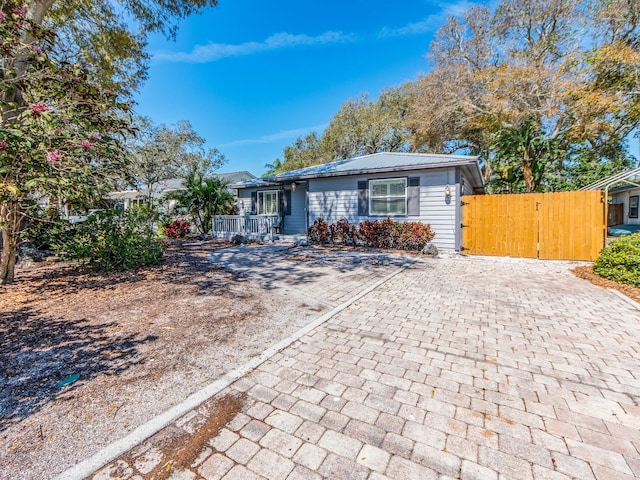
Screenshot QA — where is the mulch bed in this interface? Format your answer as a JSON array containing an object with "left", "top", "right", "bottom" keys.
[{"left": 573, "top": 266, "right": 640, "bottom": 304}]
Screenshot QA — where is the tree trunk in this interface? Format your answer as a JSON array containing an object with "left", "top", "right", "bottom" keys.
[
  {"left": 0, "top": 202, "right": 21, "bottom": 284},
  {"left": 522, "top": 159, "right": 536, "bottom": 193}
]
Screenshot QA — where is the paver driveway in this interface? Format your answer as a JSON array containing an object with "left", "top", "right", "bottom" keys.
[{"left": 89, "top": 254, "right": 640, "bottom": 480}]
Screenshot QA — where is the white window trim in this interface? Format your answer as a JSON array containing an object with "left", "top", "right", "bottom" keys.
[
  {"left": 630, "top": 194, "right": 639, "bottom": 219},
  {"left": 257, "top": 190, "right": 279, "bottom": 215},
  {"left": 369, "top": 177, "right": 407, "bottom": 216}
]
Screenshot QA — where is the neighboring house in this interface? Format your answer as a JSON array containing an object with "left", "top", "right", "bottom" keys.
[
  {"left": 581, "top": 166, "right": 640, "bottom": 234},
  {"left": 611, "top": 185, "right": 640, "bottom": 226},
  {"left": 609, "top": 182, "right": 640, "bottom": 235},
  {"left": 108, "top": 171, "right": 256, "bottom": 210},
  {"left": 231, "top": 152, "right": 484, "bottom": 251}
]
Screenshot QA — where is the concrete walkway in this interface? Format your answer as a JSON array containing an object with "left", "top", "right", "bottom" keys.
[{"left": 89, "top": 254, "right": 640, "bottom": 480}]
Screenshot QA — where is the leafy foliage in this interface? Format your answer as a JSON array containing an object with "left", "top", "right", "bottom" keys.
[
  {"left": 408, "top": 0, "right": 640, "bottom": 192},
  {"left": 21, "top": 207, "right": 76, "bottom": 251},
  {"left": 329, "top": 218, "right": 359, "bottom": 245},
  {"left": 168, "top": 171, "right": 236, "bottom": 235},
  {"left": 127, "top": 116, "right": 227, "bottom": 202},
  {"left": 307, "top": 218, "right": 330, "bottom": 245},
  {"left": 0, "top": 4, "right": 133, "bottom": 282},
  {"left": 43, "top": 0, "right": 219, "bottom": 93},
  {"left": 271, "top": 86, "right": 416, "bottom": 174},
  {"left": 594, "top": 233, "right": 640, "bottom": 287},
  {"left": 358, "top": 218, "right": 435, "bottom": 250},
  {"left": 307, "top": 217, "right": 435, "bottom": 251},
  {"left": 263, "top": 158, "right": 283, "bottom": 177},
  {"left": 488, "top": 119, "right": 562, "bottom": 193},
  {"left": 54, "top": 209, "right": 164, "bottom": 270},
  {"left": 164, "top": 220, "right": 191, "bottom": 239}
]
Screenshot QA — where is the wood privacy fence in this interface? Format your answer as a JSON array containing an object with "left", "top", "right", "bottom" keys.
[{"left": 461, "top": 191, "right": 606, "bottom": 261}]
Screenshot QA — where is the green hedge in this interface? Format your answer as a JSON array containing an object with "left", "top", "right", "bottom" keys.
[
  {"left": 593, "top": 233, "right": 640, "bottom": 287},
  {"left": 55, "top": 209, "right": 165, "bottom": 271}
]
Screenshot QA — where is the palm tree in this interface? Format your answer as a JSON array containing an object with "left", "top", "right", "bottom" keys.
[
  {"left": 169, "top": 171, "right": 236, "bottom": 235},
  {"left": 263, "top": 158, "right": 283, "bottom": 177},
  {"left": 490, "top": 119, "right": 561, "bottom": 193}
]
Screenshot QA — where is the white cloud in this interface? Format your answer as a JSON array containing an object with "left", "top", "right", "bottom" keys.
[
  {"left": 379, "top": 0, "right": 477, "bottom": 38},
  {"left": 154, "top": 31, "right": 354, "bottom": 63},
  {"left": 218, "top": 124, "right": 327, "bottom": 148}
]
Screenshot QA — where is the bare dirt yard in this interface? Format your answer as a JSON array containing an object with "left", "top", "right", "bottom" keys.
[{"left": 0, "top": 240, "right": 407, "bottom": 480}]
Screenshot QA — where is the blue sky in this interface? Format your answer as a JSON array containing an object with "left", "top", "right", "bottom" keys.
[{"left": 133, "top": 0, "right": 479, "bottom": 176}]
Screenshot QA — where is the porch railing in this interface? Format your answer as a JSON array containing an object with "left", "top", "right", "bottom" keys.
[{"left": 212, "top": 215, "right": 279, "bottom": 236}]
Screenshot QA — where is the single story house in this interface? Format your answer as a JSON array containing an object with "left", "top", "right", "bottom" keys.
[
  {"left": 611, "top": 185, "right": 640, "bottom": 225},
  {"left": 230, "top": 152, "right": 484, "bottom": 251},
  {"left": 580, "top": 166, "right": 640, "bottom": 235},
  {"left": 609, "top": 178, "right": 640, "bottom": 235}
]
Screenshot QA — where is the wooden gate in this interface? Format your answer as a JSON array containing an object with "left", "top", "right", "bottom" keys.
[{"left": 461, "top": 191, "right": 606, "bottom": 261}]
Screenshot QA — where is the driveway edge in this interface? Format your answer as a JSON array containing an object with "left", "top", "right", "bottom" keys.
[
  {"left": 608, "top": 288, "right": 640, "bottom": 311},
  {"left": 56, "top": 260, "right": 415, "bottom": 480}
]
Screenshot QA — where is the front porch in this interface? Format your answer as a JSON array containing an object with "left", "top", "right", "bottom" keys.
[{"left": 211, "top": 215, "right": 280, "bottom": 239}]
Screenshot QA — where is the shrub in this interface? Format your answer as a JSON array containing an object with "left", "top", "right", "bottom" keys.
[
  {"left": 396, "top": 221, "right": 436, "bottom": 250},
  {"left": 309, "top": 217, "right": 435, "bottom": 251},
  {"left": 358, "top": 218, "right": 396, "bottom": 249},
  {"left": 329, "top": 218, "right": 360, "bottom": 245},
  {"left": 55, "top": 209, "right": 164, "bottom": 270},
  {"left": 164, "top": 220, "right": 191, "bottom": 239},
  {"left": 593, "top": 233, "right": 640, "bottom": 287},
  {"left": 308, "top": 218, "right": 330, "bottom": 244},
  {"left": 22, "top": 207, "right": 77, "bottom": 251}
]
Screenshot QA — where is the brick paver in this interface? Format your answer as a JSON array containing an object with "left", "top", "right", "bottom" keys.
[{"left": 91, "top": 254, "right": 640, "bottom": 479}]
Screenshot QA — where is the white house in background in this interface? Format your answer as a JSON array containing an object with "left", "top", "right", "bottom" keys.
[
  {"left": 580, "top": 166, "right": 640, "bottom": 235},
  {"left": 229, "top": 152, "right": 484, "bottom": 252},
  {"left": 108, "top": 171, "right": 256, "bottom": 210},
  {"left": 611, "top": 184, "right": 640, "bottom": 226}
]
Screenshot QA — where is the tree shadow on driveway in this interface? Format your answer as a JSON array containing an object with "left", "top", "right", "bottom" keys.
[{"left": 208, "top": 244, "right": 413, "bottom": 290}]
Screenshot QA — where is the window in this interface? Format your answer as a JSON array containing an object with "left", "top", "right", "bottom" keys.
[
  {"left": 257, "top": 190, "right": 279, "bottom": 215},
  {"left": 630, "top": 195, "right": 639, "bottom": 219},
  {"left": 369, "top": 178, "right": 407, "bottom": 215}
]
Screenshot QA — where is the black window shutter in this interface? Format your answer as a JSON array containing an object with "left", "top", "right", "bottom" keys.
[
  {"left": 284, "top": 190, "right": 292, "bottom": 216},
  {"left": 407, "top": 177, "right": 420, "bottom": 216},
  {"left": 357, "top": 181, "right": 368, "bottom": 216},
  {"left": 251, "top": 192, "right": 257, "bottom": 213}
]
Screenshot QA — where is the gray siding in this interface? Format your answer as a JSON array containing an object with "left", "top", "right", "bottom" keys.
[
  {"left": 236, "top": 188, "right": 254, "bottom": 215},
  {"left": 308, "top": 168, "right": 459, "bottom": 251},
  {"left": 236, "top": 186, "right": 306, "bottom": 233},
  {"left": 460, "top": 171, "right": 475, "bottom": 196},
  {"left": 283, "top": 185, "right": 307, "bottom": 234}
]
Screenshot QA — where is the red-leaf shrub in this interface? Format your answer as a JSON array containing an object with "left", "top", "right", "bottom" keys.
[
  {"left": 396, "top": 221, "right": 435, "bottom": 250},
  {"left": 329, "top": 218, "right": 359, "bottom": 245},
  {"left": 308, "top": 217, "right": 435, "bottom": 251},
  {"left": 358, "top": 218, "right": 396, "bottom": 248},
  {"left": 164, "top": 220, "right": 191, "bottom": 239},
  {"left": 308, "top": 218, "right": 330, "bottom": 244}
]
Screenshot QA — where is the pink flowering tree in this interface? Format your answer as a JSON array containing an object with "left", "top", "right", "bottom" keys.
[{"left": 0, "top": 3, "right": 133, "bottom": 283}]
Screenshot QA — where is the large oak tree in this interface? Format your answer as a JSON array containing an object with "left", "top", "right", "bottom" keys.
[{"left": 409, "top": 0, "right": 640, "bottom": 192}]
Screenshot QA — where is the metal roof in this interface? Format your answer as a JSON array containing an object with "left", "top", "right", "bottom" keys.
[
  {"left": 579, "top": 167, "right": 640, "bottom": 192},
  {"left": 234, "top": 152, "right": 483, "bottom": 187},
  {"left": 229, "top": 178, "right": 278, "bottom": 189},
  {"left": 110, "top": 171, "right": 258, "bottom": 199}
]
